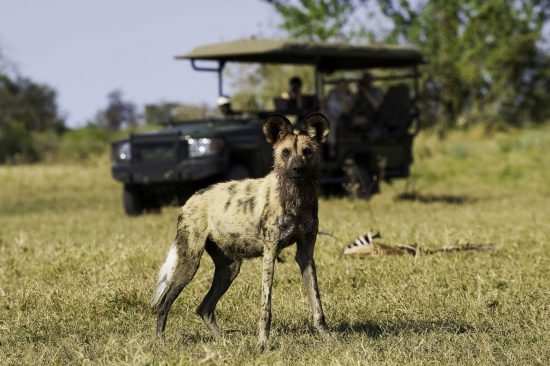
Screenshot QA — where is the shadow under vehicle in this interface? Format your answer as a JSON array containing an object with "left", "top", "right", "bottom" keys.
[{"left": 111, "top": 39, "right": 424, "bottom": 215}]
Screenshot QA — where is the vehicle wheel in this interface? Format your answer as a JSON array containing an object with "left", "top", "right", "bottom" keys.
[
  {"left": 223, "top": 164, "right": 251, "bottom": 181},
  {"left": 144, "top": 199, "right": 161, "bottom": 214},
  {"left": 123, "top": 186, "right": 144, "bottom": 216}
]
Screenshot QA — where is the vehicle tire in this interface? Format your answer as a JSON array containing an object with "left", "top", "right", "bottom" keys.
[
  {"left": 123, "top": 186, "right": 144, "bottom": 216},
  {"left": 144, "top": 199, "right": 161, "bottom": 214},
  {"left": 223, "top": 164, "right": 251, "bottom": 181}
]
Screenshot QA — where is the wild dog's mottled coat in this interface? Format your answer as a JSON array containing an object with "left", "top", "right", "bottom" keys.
[{"left": 152, "top": 112, "right": 331, "bottom": 350}]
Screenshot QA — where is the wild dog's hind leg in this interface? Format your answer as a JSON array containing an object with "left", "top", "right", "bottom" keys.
[
  {"left": 197, "top": 239, "right": 242, "bottom": 339},
  {"left": 153, "top": 230, "right": 205, "bottom": 338},
  {"left": 296, "top": 234, "right": 331, "bottom": 340}
]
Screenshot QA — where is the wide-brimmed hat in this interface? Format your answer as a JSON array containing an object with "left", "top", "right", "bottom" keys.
[{"left": 217, "top": 96, "right": 231, "bottom": 106}]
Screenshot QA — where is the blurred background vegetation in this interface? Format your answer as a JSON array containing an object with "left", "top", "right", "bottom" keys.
[{"left": 0, "top": 0, "right": 548, "bottom": 163}]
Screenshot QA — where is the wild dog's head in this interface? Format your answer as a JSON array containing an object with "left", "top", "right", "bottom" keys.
[{"left": 263, "top": 112, "right": 330, "bottom": 180}]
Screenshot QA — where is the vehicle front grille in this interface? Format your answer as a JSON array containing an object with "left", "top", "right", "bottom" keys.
[{"left": 132, "top": 141, "right": 186, "bottom": 163}]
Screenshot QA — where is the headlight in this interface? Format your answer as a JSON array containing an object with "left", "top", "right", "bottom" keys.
[
  {"left": 117, "top": 142, "right": 131, "bottom": 161},
  {"left": 188, "top": 138, "right": 224, "bottom": 158}
]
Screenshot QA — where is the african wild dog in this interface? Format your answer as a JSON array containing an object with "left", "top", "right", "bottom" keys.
[{"left": 152, "top": 112, "right": 332, "bottom": 349}]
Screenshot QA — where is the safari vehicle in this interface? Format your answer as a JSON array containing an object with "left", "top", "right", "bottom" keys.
[{"left": 111, "top": 39, "right": 423, "bottom": 215}]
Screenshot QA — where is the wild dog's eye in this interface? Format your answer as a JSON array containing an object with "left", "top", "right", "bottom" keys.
[
  {"left": 281, "top": 148, "right": 291, "bottom": 158},
  {"left": 303, "top": 148, "right": 313, "bottom": 157}
]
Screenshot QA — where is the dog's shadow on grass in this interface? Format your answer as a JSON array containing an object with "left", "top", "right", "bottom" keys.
[
  {"left": 395, "top": 192, "right": 479, "bottom": 205},
  {"left": 262, "top": 318, "right": 475, "bottom": 340},
  {"left": 179, "top": 331, "right": 221, "bottom": 344},
  {"left": 334, "top": 319, "right": 475, "bottom": 338},
  {"left": 173, "top": 319, "right": 475, "bottom": 344}
]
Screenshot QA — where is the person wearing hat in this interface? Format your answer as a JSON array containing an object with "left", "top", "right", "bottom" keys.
[
  {"left": 281, "top": 76, "right": 304, "bottom": 111},
  {"left": 217, "top": 95, "right": 238, "bottom": 117},
  {"left": 353, "top": 72, "right": 383, "bottom": 122}
]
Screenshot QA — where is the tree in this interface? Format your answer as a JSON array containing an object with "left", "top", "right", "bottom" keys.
[
  {"left": 265, "top": 0, "right": 550, "bottom": 128},
  {"left": 144, "top": 102, "right": 212, "bottom": 125},
  {"left": 0, "top": 75, "right": 65, "bottom": 132},
  {"left": 227, "top": 63, "right": 315, "bottom": 111},
  {"left": 144, "top": 102, "right": 179, "bottom": 125},
  {"left": 378, "top": 0, "right": 550, "bottom": 128},
  {"left": 0, "top": 51, "right": 66, "bottom": 162},
  {"left": 265, "top": 0, "right": 368, "bottom": 42},
  {"left": 92, "top": 90, "right": 139, "bottom": 130}
]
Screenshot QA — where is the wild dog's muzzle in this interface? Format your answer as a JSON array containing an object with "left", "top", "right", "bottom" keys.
[{"left": 288, "top": 159, "right": 309, "bottom": 179}]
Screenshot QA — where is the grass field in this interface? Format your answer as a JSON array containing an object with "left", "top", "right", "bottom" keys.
[{"left": 1, "top": 126, "right": 549, "bottom": 365}]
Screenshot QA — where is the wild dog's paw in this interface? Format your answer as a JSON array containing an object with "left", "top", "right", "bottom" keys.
[{"left": 258, "top": 338, "right": 269, "bottom": 352}]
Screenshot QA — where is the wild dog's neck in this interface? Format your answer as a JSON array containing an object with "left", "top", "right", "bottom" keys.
[{"left": 274, "top": 169, "right": 319, "bottom": 214}]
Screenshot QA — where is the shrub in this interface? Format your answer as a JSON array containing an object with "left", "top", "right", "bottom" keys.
[
  {"left": 55, "top": 127, "right": 111, "bottom": 162},
  {"left": 0, "top": 120, "right": 37, "bottom": 163}
]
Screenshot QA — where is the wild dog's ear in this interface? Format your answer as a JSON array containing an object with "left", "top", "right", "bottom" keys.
[
  {"left": 301, "top": 112, "right": 330, "bottom": 144},
  {"left": 263, "top": 114, "right": 293, "bottom": 144}
]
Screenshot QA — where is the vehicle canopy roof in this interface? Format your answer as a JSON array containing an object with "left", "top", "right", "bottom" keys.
[{"left": 176, "top": 39, "right": 423, "bottom": 70}]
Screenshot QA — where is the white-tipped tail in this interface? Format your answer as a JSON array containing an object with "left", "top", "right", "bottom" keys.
[{"left": 152, "top": 242, "right": 178, "bottom": 308}]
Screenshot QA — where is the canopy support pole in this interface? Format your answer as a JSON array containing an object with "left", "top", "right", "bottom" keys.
[
  {"left": 413, "top": 65, "right": 419, "bottom": 101},
  {"left": 190, "top": 59, "right": 226, "bottom": 96},
  {"left": 314, "top": 57, "right": 324, "bottom": 102}
]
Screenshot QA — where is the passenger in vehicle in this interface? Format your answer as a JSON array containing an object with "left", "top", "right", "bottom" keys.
[
  {"left": 353, "top": 72, "right": 383, "bottom": 124},
  {"left": 281, "top": 76, "right": 304, "bottom": 111},
  {"left": 326, "top": 79, "right": 354, "bottom": 120},
  {"left": 324, "top": 79, "right": 354, "bottom": 156},
  {"left": 217, "top": 95, "right": 239, "bottom": 117}
]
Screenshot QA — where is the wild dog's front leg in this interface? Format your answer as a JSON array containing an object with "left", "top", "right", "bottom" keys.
[
  {"left": 258, "top": 247, "right": 277, "bottom": 351},
  {"left": 296, "top": 234, "right": 331, "bottom": 339}
]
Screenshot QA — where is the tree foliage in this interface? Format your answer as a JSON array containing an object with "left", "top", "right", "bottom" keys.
[
  {"left": 266, "top": 0, "right": 367, "bottom": 41},
  {"left": 228, "top": 64, "right": 315, "bottom": 111},
  {"left": 0, "top": 74, "right": 65, "bottom": 132},
  {"left": 91, "top": 90, "right": 139, "bottom": 130},
  {"left": 265, "top": 0, "right": 550, "bottom": 129},
  {"left": 378, "top": 0, "right": 550, "bottom": 128},
  {"left": 0, "top": 66, "right": 66, "bottom": 162},
  {"left": 144, "top": 102, "right": 212, "bottom": 125}
]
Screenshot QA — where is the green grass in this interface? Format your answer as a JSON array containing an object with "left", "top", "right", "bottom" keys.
[{"left": 1, "top": 126, "right": 549, "bottom": 365}]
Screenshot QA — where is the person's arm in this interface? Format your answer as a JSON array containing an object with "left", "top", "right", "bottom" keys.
[
  {"left": 364, "top": 89, "right": 381, "bottom": 110},
  {"left": 342, "top": 94, "right": 354, "bottom": 113},
  {"left": 296, "top": 92, "right": 304, "bottom": 109}
]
